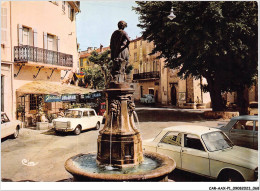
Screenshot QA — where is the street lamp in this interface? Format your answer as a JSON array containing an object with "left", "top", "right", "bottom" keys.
[{"left": 168, "top": 7, "right": 176, "bottom": 20}]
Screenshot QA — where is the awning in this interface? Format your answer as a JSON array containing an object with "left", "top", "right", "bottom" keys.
[{"left": 16, "top": 81, "right": 98, "bottom": 95}]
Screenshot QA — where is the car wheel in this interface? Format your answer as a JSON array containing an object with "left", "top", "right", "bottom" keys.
[
  {"left": 219, "top": 170, "right": 244, "bottom": 182},
  {"left": 54, "top": 129, "right": 61, "bottom": 135},
  {"left": 12, "top": 127, "right": 19, "bottom": 139},
  {"left": 95, "top": 122, "right": 100, "bottom": 130},
  {"left": 74, "top": 125, "right": 81, "bottom": 135}
]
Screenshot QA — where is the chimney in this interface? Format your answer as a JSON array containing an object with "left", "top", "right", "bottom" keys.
[
  {"left": 87, "top": 47, "right": 93, "bottom": 53},
  {"left": 100, "top": 44, "right": 103, "bottom": 52}
]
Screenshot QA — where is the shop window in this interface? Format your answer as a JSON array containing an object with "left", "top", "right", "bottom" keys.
[{"left": 29, "top": 94, "right": 40, "bottom": 111}]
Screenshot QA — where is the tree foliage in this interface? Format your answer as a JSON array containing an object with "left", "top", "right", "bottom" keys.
[
  {"left": 88, "top": 49, "right": 133, "bottom": 88},
  {"left": 133, "top": 1, "right": 258, "bottom": 112}
]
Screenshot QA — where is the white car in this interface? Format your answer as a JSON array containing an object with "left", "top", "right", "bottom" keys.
[
  {"left": 53, "top": 108, "right": 103, "bottom": 135},
  {"left": 1, "top": 112, "right": 22, "bottom": 139},
  {"left": 143, "top": 125, "right": 258, "bottom": 181},
  {"left": 140, "top": 94, "right": 155, "bottom": 104}
]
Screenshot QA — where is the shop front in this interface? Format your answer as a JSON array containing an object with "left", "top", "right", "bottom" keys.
[{"left": 16, "top": 81, "right": 97, "bottom": 127}]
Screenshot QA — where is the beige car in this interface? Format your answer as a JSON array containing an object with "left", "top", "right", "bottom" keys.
[
  {"left": 1, "top": 112, "right": 22, "bottom": 139},
  {"left": 143, "top": 125, "right": 258, "bottom": 181}
]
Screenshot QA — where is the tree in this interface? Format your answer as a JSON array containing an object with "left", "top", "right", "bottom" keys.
[
  {"left": 88, "top": 50, "right": 112, "bottom": 88},
  {"left": 133, "top": 1, "right": 258, "bottom": 112},
  {"left": 88, "top": 49, "right": 133, "bottom": 88},
  {"left": 83, "top": 67, "right": 105, "bottom": 89}
]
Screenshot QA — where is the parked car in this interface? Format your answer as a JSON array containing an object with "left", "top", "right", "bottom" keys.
[
  {"left": 218, "top": 115, "right": 258, "bottom": 150},
  {"left": 52, "top": 108, "right": 103, "bottom": 135},
  {"left": 143, "top": 125, "right": 258, "bottom": 181},
  {"left": 1, "top": 112, "right": 22, "bottom": 139},
  {"left": 140, "top": 94, "right": 155, "bottom": 104},
  {"left": 249, "top": 101, "right": 258, "bottom": 116}
]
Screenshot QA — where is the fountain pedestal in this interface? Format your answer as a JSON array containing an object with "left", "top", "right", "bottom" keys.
[
  {"left": 97, "top": 82, "right": 143, "bottom": 167},
  {"left": 65, "top": 82, "right": 176, "bottom": 182}
]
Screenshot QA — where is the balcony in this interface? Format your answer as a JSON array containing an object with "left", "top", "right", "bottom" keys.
[
  {"left": 133, "top": 71, "right": 160, "bottom": 81},
  {"left": 14, "top": 45, "right": 73, "bottom": 68}
]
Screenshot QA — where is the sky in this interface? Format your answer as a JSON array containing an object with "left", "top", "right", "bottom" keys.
[{"left": 76, "top": 1, "right": 143, "bottom": 51}]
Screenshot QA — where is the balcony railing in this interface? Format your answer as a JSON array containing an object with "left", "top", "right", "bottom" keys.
[
  {"left": 14, "top": 45, "right": 73, "bottom": 67},
  {"left": 133, "top": 71, "right": 160, "bottom": 80}
]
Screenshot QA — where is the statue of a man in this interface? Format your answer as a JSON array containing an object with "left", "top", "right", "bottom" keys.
[{"left": 110, "top": 21, "right": 131, "bottom": 83}]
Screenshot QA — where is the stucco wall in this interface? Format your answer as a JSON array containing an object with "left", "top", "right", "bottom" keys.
[
  {"left": 10, "top": 1, "right": 78, "bottom": 71},
  {"left": 1, "top": 63, "right": 14, "bottom": 119}
]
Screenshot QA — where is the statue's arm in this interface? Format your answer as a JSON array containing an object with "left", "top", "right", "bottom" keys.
[{"left": 120, "top": 31, "right": 131, "bottom": 51}]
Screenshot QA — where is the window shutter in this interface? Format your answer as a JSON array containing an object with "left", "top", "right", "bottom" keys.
[
  {"left": 1, "top": 7, "right": 7, "bottom": 43},
  {"left": 57, "top": 36, "right": 60, "bottom": 52},
  {"left": 18, "top": 24, "right": 23, "bottom": 46},
  {"left": 33, "top": 29, "right": 37, "bottom": 47},
  {"left": 43, "top": 32, "right": 47, "bottom": 49}
]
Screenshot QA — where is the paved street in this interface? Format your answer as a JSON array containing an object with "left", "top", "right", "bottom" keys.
[{"left": 1, "top": 107, "right": 227, "bottom": 182}]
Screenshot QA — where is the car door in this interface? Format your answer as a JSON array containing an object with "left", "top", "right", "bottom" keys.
[
  {"left": 1, "top": 114, "right": 12, "bottom": 138},
  {"left": 228, "top": 120, "right": 255, "bottom": 149},
  {"left": 82, "top": 111, "right": 89, "bottom": 130},
  {"left": 156, "top": 131, "right": 182, "bottom": 168},
  {"left": 181, "top": 133, "right": 210, "bottom": 176},
  {"left": 253, "top": 121, "right": 258, "bottom": 150},
  {"left": 88, "top": 110, "right": 97, "bottom": 128}
]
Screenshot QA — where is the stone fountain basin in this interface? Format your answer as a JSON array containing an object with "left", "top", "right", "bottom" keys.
[{"left": 65, "top": 151, "right": 176, "bottom": 182}]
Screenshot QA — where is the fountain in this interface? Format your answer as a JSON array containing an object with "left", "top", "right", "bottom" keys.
[{"left": 64, "top": 21, "right": 176, "bottom": 182}]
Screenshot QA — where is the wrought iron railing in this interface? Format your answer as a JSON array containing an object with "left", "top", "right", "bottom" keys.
[
  {"left": 133, "top": 71, "right": 160, "bottom": 80},
  {"left": 14, "top": 45, "right": 73, "bottom": 67}
]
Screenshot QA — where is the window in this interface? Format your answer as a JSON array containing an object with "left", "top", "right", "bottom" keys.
[
  {"left": 68, "top": 4, "right": 74, "bottom": 21},
  {"left": 160, "top": 131, "right": 181, "bottom": 146},
  {"left": 1, "top": 113, "right": 10, "bottom": 124},
  {"left": 134, "top": 41, "right": 137, "bottom": 49},
  {"left": 80, "top": 58, "right": 83, "bottom": 67},
  {"left": 1, "top": 7, "right": 7, "bottom": 43},
  {"left": 62, "top": 1, "right": 65, "bottom": 12},
  {"left": 22, "top": 27, "right": 29, "bottom": 45},
  {"left": 134, "top": 53, "right": 137, "bottom": 62},
  {"left": 89, "top": 111, "right": 95, "bottom": 116},
  {"left": 29, "top": 94, "right": 41, "bottom": 111},
  {"left": 139, "top": 61, "right": 143, "bottom": 73},
  {"left": 232, "top": 120, "right": 254, "bottom": 131},
  {"left": 184, "top": 134, "right": 205, "bottom": 151},
  {"left": 47, "top": 34, "right": 54, "bottom": 51},
  {"left": 83, "top": 111, "right": 88, "bottom": 117}
]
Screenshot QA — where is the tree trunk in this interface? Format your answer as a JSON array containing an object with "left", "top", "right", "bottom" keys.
[
  {"left": 237, "top": 86, "right": 249, "bottom": 115},
  {"left": 206, "top": 77, "right": 225, "bottom": 111}
]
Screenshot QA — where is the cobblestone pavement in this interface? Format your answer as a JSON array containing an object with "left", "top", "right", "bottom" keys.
[{"left": 1, "top": 107, "right": 228, "bottom": 182}]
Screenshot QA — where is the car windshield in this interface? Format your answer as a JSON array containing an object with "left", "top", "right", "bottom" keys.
[
  {"left": 201, "top": 131, "right": 233, "bottom": 152},
  {"left": 64, "top": 110, "right": 82, "bottom": 118},
  {"left": 1, "top": 113, "right": 10, "bottom": 124}
]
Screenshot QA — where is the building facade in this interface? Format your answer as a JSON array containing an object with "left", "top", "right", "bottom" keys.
[
  {"left": 1, "top": 1, "right": 80, "bottom": 122},
  {"left": 129, "top": 37, "right": 211, "bottom": 108}
]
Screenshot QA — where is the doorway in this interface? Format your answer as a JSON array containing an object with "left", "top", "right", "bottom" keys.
[{"left": 171, "top": 85, "right": 177, "bottom": 105}]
